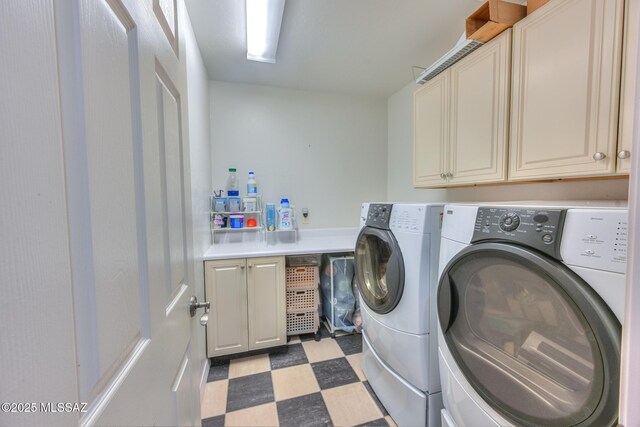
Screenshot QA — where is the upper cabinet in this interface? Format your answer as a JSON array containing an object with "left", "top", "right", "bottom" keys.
[
  {"left": 413, "top": 30, "right": 512, "bottom": 188},
  {"left": 617, "top": 0, "right": 638, "bottom": 173},
  {"left": 414, "top": 71, "right": 449, "bottom": 187},
  {"left": 509, "top": 0, "right": 624, "bottom": 180}
]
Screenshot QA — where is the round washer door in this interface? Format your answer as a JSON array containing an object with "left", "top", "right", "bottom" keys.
[
  {"left": 355, "top": 226, "right": 404, "bottom": 314},
  {"left": 437, "top": 243, "right": 620, "bottom": 427}
]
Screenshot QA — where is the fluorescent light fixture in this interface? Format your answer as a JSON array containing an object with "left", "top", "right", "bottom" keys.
[{"left": 246, "top": 0, "right": 286, "bottom": 63}]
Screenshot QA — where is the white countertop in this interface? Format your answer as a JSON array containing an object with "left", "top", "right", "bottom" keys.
[{"left": 203, "top": 227, "right": 359, "bottom": 260}]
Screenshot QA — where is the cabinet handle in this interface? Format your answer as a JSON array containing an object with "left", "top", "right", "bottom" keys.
[
  {"left": 248, "top": 264, "right": 253, "bottom": 268},
  {"left": 240, "top": 265, "right": 245, "bottom": 269},
  {"left": 593, "top": 152, "right": 607, "bottom": 161},
  {"left": 440, "top": 173, "right": 446, "bottom": 179},
  {"left": 446, "top": 172, "right": 453, "bottom": 178},
  {"left": 618, "top": 150, "right": 631, "bottom": 159}
]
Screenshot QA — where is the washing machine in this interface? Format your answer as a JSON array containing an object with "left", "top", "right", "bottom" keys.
[
  {"left": 436, "top": 203, "right": 628, "bottom": 427},
  {"left": 355, "top": 202, "right": 444, "bottom": 427}
]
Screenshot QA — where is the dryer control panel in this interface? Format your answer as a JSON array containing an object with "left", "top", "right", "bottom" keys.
[
  {"left": 472, "top": 207, "right": 566, "bottom": 259},
  {"left": 365, "top": 204, "right": 393, "bottom": 230}
]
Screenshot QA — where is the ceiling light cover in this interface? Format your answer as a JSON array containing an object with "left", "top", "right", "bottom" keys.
[{"left": 246, "top": 0, "right": 286, "bottom": 63}]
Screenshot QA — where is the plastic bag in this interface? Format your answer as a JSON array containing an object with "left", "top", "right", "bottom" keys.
[{"left": 320, "top": 255, "right": 356, "bottom": 332}]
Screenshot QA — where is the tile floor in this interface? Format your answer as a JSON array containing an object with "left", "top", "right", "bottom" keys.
[{"left": 201, "top": 327, "right": 396, "bottom": 427}]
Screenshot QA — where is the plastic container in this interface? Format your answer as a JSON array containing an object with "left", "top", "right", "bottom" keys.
[
  {"left": 247, "top": 172, "right": 257, "bottom": 196},
  {"left": 266, "top": 204, "right": 276, "bottom": 231},
  {"left": 279, "top": 199, "right": 293, "bottom": 230},
  {"left": 226, "top": 168, "right": 239, "bottom": 197},
  {"left": 228, "top": 197, "right": 241, "bottom": 212},
  {"left": 244, "top": 197, "right": 257, "bottom": 212},
  {"left": 213, "top": 197, "right": 227, "bottom": 212},
  {"left": 229, "top": 215, "right": 243, "bottom": 229}
]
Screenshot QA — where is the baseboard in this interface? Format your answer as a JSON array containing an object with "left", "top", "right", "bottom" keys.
[{"left": 200, "top": 358, "right": 209, "bottom": 401}]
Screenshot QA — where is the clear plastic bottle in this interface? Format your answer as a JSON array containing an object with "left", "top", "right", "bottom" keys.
[
  {"left": 226, "top": 168, "right": 239, "bottom": 197},
  {"left": 278, "top": 198, "right": 293, "bottom": 229},
  {"left": 247, "top": 171, "right": 257, "bottom": 196}
]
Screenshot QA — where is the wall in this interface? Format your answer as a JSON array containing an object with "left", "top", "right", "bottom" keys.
[
  {"left": 210, "top": 81, "right": 388, "bottom": 228},
  {"left": 387, "top": 81, "right": 630, "bottom": 202},
  {"left": 184, "top": 9, "right": 211, "bottom": 397}
]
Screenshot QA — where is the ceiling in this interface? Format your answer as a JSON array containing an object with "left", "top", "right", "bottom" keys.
[{"left": 185, "top": 0, "right": 484, "bottom": 98}]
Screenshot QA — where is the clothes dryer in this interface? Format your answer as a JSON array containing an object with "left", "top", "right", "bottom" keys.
[
  {"left": 437, "top": 203, "right": 627, "bottom": 427},
  {"left": 356, "top": 203, "right": 444, "bottom": 426}
]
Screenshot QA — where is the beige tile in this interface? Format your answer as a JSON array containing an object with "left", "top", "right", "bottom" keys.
[
  {"left": 385, "top": 415, "right": 398, "bottom": 427},
  {"left": 288, "top": 335, "right": 301, "bottom": 345},
  {"left": 322, "top": 382, "right": 383, "bottom": 426},
  {"left": 302, "top": 338, "right": 344, "bottom": 363},
  {"left": 224, "top": 402, "right": 279, "bottom": 427},
  {"left": 272, "top": 364, "right": 320, "bottom": 401},
  {"left": 346, "top": 353, "right": 366, "bottom": 381},
  {"left": 228, "top": 354, "right": 271, "bottom": 378},
  {"left": 201, "top": 379, "right": 228, "bottom": 419}
]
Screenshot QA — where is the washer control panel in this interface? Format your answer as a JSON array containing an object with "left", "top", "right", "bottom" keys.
[
  {"left": 560, "top": 209, "right": 628, "bottom": 274},
  {"left": 472, "top": 207, "right": 566, "bottom": 259},
  {"left": 366, "top": 203, "right": 393, "bottom": 230}
]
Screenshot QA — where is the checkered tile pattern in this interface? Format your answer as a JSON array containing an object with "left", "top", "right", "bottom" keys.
[{"left": 201, "top": 327, "right": 396, "bottom": 427}]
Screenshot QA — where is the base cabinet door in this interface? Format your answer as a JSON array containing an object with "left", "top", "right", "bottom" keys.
[
  {"left": 205, "top": 259, "right": 248, "bottom": 357},
  {"left": 509, "top": 0, "right": 624, "bottom": 180},
  {"left": 205, "top": 256, "right": 286, "bottom": 357},
  {"left": 247, "top": 256, "right": 286, "bottom": 351}
]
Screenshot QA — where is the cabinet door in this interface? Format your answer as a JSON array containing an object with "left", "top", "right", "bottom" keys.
[
  {"left": 414, "top": 71, "right": 449, "bottom": 187},
  {"left": 617, "top": 0, "right": 638, "bottom": 173},
  {"left": 449, "top": 30, "right": 511, "bottom": 185},
  {"left": 247, "top": 256, "right": 286, "bottom": 351},
  {"left": 509, "top": 0, "right": 624, "bottom": 180},
  {"left": 205, "top": 259, "right": 248, "bottom": 357}
]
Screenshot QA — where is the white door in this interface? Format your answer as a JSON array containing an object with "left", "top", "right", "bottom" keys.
[{"left": 1, "top": 0, "right": 202, "bottom": 426}]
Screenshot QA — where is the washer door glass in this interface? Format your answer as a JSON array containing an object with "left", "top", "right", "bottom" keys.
[
  {"left": 355, "top": 226, "right": 404, "bottom": 314},
  {"left": 438, "top": 243, "right": 620, "bottom": 427}
]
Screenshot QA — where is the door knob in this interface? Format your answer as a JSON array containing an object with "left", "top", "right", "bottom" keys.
[
  {"left": 189, "top": 295, "right": 211, "bottom": 318},
  {"left": 618, "top": 150, "right": 631, "bottom": 159},
  {"left": 593, "top": 152, "right": 607, "bottom": 161},
  {"left": 200, "top": 311, "right": 209, "bottom": 326}
]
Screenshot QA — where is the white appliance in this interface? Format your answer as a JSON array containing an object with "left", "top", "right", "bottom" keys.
[
  {"left": 356, "top": 203, "right": 444, "bottom": 427},
  {"left": 437, "top": 203, "right": 627, "bottom": 427}
]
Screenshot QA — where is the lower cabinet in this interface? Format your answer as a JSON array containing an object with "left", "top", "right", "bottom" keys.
[{"left": 205, "top": 256, "right": 286, "bottom": 357}]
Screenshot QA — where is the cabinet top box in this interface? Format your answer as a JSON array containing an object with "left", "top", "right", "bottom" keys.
[
  {"left": 527, "top": 0, "right": 551, "bottom": 15},
  {"left": 466, "top": 0, "right": 527, "bottom": 42}
]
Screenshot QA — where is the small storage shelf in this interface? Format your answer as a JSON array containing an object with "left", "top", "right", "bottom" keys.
[{"left": 210, "top": 195, "right": 264, "bottom": 242}]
